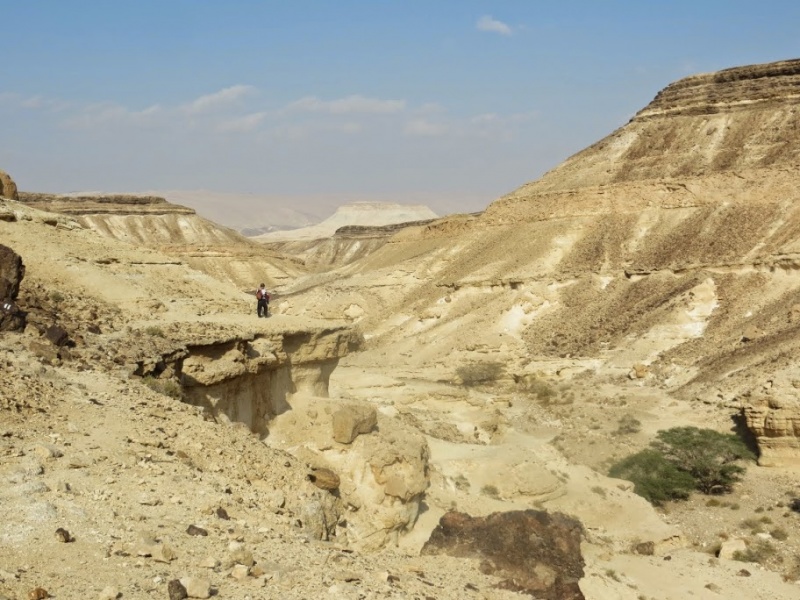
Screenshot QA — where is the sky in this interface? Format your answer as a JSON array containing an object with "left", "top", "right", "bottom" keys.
[{"left": 2, "top": 1, "right": 799, "bottom": 216}]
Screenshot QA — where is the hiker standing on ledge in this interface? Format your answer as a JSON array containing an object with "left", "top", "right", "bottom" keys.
[{"left": 256, "top": 283, "right": 270, "bottom": 318}]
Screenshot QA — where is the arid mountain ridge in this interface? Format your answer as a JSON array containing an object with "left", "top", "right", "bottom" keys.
[{"left": 4, "top": 58, "right": 800, "bottom": 599}]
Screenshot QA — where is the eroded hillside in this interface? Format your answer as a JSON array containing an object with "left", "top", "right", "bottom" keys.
[{"left": 17, "top": 192, "right": 306, "bottom": 291}]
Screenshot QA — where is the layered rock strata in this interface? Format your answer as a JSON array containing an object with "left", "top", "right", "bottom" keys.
[{"left": 742, "top": 397, "right": 800, "bottom": 467}]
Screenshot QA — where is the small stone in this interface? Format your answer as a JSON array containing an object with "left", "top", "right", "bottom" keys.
[
  {"left": 230, "top": 564, "right": 250, "bottom": 580},
  {"left": 186, "top": 524, "right": 208, "bottom": 537},
  {"left": 54, "top": 527, "right": 72, "bottom": 543},
  {"left": 32, "top": 444, "right": 63, "bottom": 460},
  {"left": 199, "top": 557, "right": 219, "bottom": 569},
  {"left": 153, "top": 544, "right": 177, "bottom": 563},
  {"left": 98, "top": 586, "right": 120, "bottom": 600},
  {"left": 138, "top": 542, "right": 177, "bottom": 563},
  {"left": 28, "top": 589, "right": 49, "bottom": 600},
  {"left": 179, "top": 577, "right": 211, "bottom": 599},
  {"left": 215, "top": 507, "right": 230, "bottom": 520},
  {"left": 308, "top": 468, "right": 340, "bottom": 491},
  {"left": 167, "top": 579, "right": 188, "bottom": 600},
  {"left": 264, "top": 490, "right": 285, "bottom": 513}
]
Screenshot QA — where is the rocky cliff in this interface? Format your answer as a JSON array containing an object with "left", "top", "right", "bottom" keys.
[{"left": 505, "top": 58, "right": 800, "bottom": 195}]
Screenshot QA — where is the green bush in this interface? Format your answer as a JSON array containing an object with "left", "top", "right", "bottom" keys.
[
  {"left": 653, "top": 427, "right": 755, "bottom": 494},
  {"left": 457, "top": 362, "right": 504, "bottom": 387},
  {"left": 609, "top": 427, "right": 755, "bottom": 506},
  {"left": 608, "top": 449, "right": 695, "bottom": 506},
  {"left": 145, "top": 325, "right": 165, "bottom": 338}
]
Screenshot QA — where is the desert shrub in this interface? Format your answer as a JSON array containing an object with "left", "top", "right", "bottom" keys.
[
  {"left": 732, "top": 540, "right": 777, "bottom": 564},
  {"left": 771, "top": 527, "right": 789, "bottom": 541},
  {"left": 609, "top": 427, "right": 754, "bottom": 506},
  {"left": 50, "top": 291, "right": 65, "bottom": 303},
  {"left": 143, "top": 376, "right": 182, "bottom": 399},
  {"left": 480, "top": 484, "right": 500, "bottom": 499},
  {"left": 740, "top": 518, "right": 764, "bottom": 533},
  {"left": 457, "top": 362, "right": 503, "bottom": 387},
  {"left": 608, "top": 449, "right": 695, "bottom": 506},
  {"left": 453, "top": 474, "right": 470, "bottom": 491},
  {"left": 514, "top": 373, "right": 557, "bottom": 403},
  {"left": 145, "top": 325, "right": 165, "bottom": 338},
  {"left": 616, "top": 414, "right": 642, "bottom": 434},
  {"left": 790, "top": 498, "right": 800, "bottom": 513},
  {"left": 591, "top": 486, "right": 607, "bottom": 498},
  {"left": 653, "top": 427, "right": 756, "bottom": 494}
]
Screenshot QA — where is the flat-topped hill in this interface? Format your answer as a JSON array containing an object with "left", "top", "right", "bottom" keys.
[
  {"left": 504, "top": 58, "right": 800, "bottom": 197},
  {"left": 256, "top": 202, "right": 438, "bottom": 242}
]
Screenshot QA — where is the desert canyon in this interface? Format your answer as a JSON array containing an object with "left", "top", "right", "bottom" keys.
[{"left": 2, "top": 59, "right": 800, "bottom": 600}]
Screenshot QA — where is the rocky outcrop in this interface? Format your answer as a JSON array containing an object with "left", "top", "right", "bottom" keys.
[
  {"left": 0, "top": 169, "right": 18, "bottom": 200},
  {"left": 742, "top": 397, "right": 800, "bottom": 467},
  {"left": 267, "top": 394, "right": 430, "bottom": 551},
  {"left": 0, "top": 244, "right": 26, "bottom": 331},
  {"left": 422, "top": 510, "right": 585, "bottom": 599},
  {"left": 133, "top": 323, "right": 360, "bottom": 435}
]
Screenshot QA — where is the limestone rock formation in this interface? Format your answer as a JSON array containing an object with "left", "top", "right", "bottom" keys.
[
  {"left": 742, "top": 396, "right": 800, "bottom": 467},
  {"left": 422, "top": 510, "right": 585, "bottom": 599},
  {"left": 268, "top": 395, "right": 430, "bottom": 551},
  {"left": 0, "top": 169, "right": 18, "bottom": 200}
]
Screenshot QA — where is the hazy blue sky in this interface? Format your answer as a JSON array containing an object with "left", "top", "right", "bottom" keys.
[{"left": 2, "top": 1, "right": 798, "bottom": 214}]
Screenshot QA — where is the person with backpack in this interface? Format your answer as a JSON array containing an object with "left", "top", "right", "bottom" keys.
[{"left": 256, "top": 283, "right": 270, "bottom": 318}]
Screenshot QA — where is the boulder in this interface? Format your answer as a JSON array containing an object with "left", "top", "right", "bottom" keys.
[
  {"left": 0, "top": 244, "right": 26, "bottom": 332},
  {"left": 0, "top": 244, "right": 24, "bottom": 301},
  {"left": 422, "top": 510, "right": 585, "bottom": 600},
  {"left": 0, "top": 169, "right": 18, "bottom": 201},
  {"left": 332, "top": 403, "right": 377, "bottom": 444}
]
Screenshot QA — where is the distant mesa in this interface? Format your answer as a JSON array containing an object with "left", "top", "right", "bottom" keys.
[{"left": 255, "top": 202, "right": 439, "bottom": 242}]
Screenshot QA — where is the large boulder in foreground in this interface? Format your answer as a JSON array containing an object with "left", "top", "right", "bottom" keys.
[
  {"left": 0, "top": 170, "right": 18, "bottom": 200},
  {"left": 0, "top": 244, "right": 26, "bottom": 331},
  {"left": 422, "top": 510, "right": 585, "bottom": 600}
]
